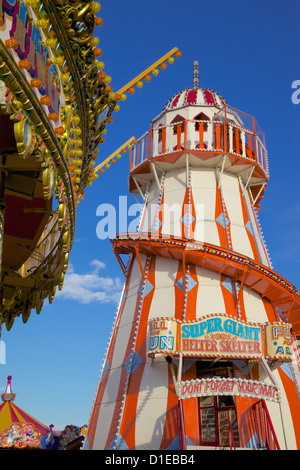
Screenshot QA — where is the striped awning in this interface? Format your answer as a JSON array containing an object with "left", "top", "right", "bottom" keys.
[
  {"left": 0, "top": 375, "right": 50, "bottom": 447},
  {"left": 0, "top": 400, "right": 50, "bottom": 436}
]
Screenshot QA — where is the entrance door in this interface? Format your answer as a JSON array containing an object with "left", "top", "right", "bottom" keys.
[{"left": 197, "top": 367, "right": 239, "bottom": 447}]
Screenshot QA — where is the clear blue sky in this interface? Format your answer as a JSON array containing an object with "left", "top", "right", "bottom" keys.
[{"left": 0, "top": 0, "right": 299, "bottom": 431}]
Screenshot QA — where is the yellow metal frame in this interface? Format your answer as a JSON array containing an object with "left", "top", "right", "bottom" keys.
[
  {"left": 94, "top": 136, "right": 136, "bottom": 173},
  {"left": 94, "top": 48, "right": 181, "bottom": 175},
  {"left": 116, "top": 47, "right": 181, "bottom": 95}
]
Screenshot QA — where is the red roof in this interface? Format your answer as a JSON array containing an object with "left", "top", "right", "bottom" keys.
[
  {"left": 0, "top": 400, "right": 50, "bottom": 436},
  {"left": 0, "top": 376, "right": 50, "bottom": 443},
  {"left": 164, "top": 87, "right": 227, "bottom": 110}
]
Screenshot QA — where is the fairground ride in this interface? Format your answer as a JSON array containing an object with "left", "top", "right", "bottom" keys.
[{"left": 0, "top": 0, "right": 181, "bottom": 333}]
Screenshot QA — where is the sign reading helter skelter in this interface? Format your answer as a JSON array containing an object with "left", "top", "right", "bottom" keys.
[
  {"left": 148, "top": 314, "right": 293, "bottom": 403},
  {"left": 148, "top": 314, "right": 293, "bottom": 360}
]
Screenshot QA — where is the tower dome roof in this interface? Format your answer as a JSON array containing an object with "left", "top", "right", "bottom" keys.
[
  {"left": 164, "top": 86, "right": 227, "bottom": 111},
  {"left": 163, "top": 60, "right": 226, "bottom": 111}
]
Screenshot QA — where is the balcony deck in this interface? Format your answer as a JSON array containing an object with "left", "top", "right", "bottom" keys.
[{"left": 128, "top": 117, "right": 269, "bottom": 201}]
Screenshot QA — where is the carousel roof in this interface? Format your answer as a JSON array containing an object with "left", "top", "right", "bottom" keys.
[
  {"left": 0, "top": 0, "right": 181, "bottom": 331},
  {"left": 0, "top": 376, "right": 49, "bottom": 437},
  {"left": 0, "top": 376, "right": 86, "bottom": 449}
]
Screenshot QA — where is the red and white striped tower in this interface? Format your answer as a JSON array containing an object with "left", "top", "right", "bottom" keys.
[{"left": 86, "top": 63, "right": 300, "bottom": 450}]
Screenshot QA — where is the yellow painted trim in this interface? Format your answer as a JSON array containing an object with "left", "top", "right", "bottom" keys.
[
  {"left": 94, "top": 136, "right": 136, "bottom": 172},
  {"left": 116, "top": 47, "right": 180, "bottom": 95},
  {"left": 0, "top": 403, "right": 14, "bottom": 433}
]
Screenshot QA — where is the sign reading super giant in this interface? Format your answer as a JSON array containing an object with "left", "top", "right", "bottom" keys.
[
  {"left": 181, "top": 316, "right": 262, "bottom": 358},
  {"left": 148, "top": 315, "right": 292, "bottom": 361}
]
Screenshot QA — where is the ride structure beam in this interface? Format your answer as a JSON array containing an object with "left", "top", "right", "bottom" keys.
[
  {"left": 116, "top": 48, "right": 182, "bottom": 96},
  {"left": 94, "top": 136, "right": 136, "bottom": 174}
]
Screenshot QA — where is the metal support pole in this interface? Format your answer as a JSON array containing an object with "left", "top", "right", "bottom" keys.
[
  {"left": 217, "top": 155, "right": 226, "bottom": 188},
  {"left": 261, "top": 357, "right": 288, "bottom": 450},
  {"left": 0, "top": 168, "right": 7, "bottom": 335},
  {"left": 176, "top": 354, "right": 186, "bottom": 449},
  {"left": 185, "top": 154, "right": 189, "bottom": 188},
  {"left": 135, "top": 245, "right": 145, "bottom": 279},
  {"left": 253, "top": 183, "right": 266, "bottom": 206},
  {"left": 242, "top": 165, "right": 255, "bottom": 195},
  {"left": 150, "top": 162, "right": 161, "bottom": 190},
  {"left": 132, "top": 176, "right": 146, "bottom": 202}
]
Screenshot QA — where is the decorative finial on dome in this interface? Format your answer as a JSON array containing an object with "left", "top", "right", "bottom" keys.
[
  {"left": 193, "top": 61, "right": 199, "bottom": 89},
  {"left": 1, "top": 375, "right": 16, "bottom": 402}
]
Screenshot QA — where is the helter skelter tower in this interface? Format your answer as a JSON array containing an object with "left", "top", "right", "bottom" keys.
[{"left": 86, "top": 62, "right": 300, "bottom": 450}]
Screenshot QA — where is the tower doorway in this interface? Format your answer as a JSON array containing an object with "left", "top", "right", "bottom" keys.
[{"left": 196, "top": 362, "right": 240, "bottom": 448}]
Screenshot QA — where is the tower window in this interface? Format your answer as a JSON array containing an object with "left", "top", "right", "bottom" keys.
[
  {"left": 158, "top": 124, "right": 163, "bottom": 143},
  {"left": 171, "top": 114, "right": 185, "bottom": 134},
  {"left": 194, "top": 112, "right": 210, "bottom": 131}
]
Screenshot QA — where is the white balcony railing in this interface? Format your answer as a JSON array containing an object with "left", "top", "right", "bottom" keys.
[{"left": 130, "top": 118, "right": 269, "bottom": 177}]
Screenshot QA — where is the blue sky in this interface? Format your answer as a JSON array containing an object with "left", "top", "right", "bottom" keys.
[{"left": 0, "top": 0, "right": 299, "bottom": 431}]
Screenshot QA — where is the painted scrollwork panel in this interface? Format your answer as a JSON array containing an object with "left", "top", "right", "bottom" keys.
[{"left": 56, "top": 0, "right": 95, "bottom": 44}]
